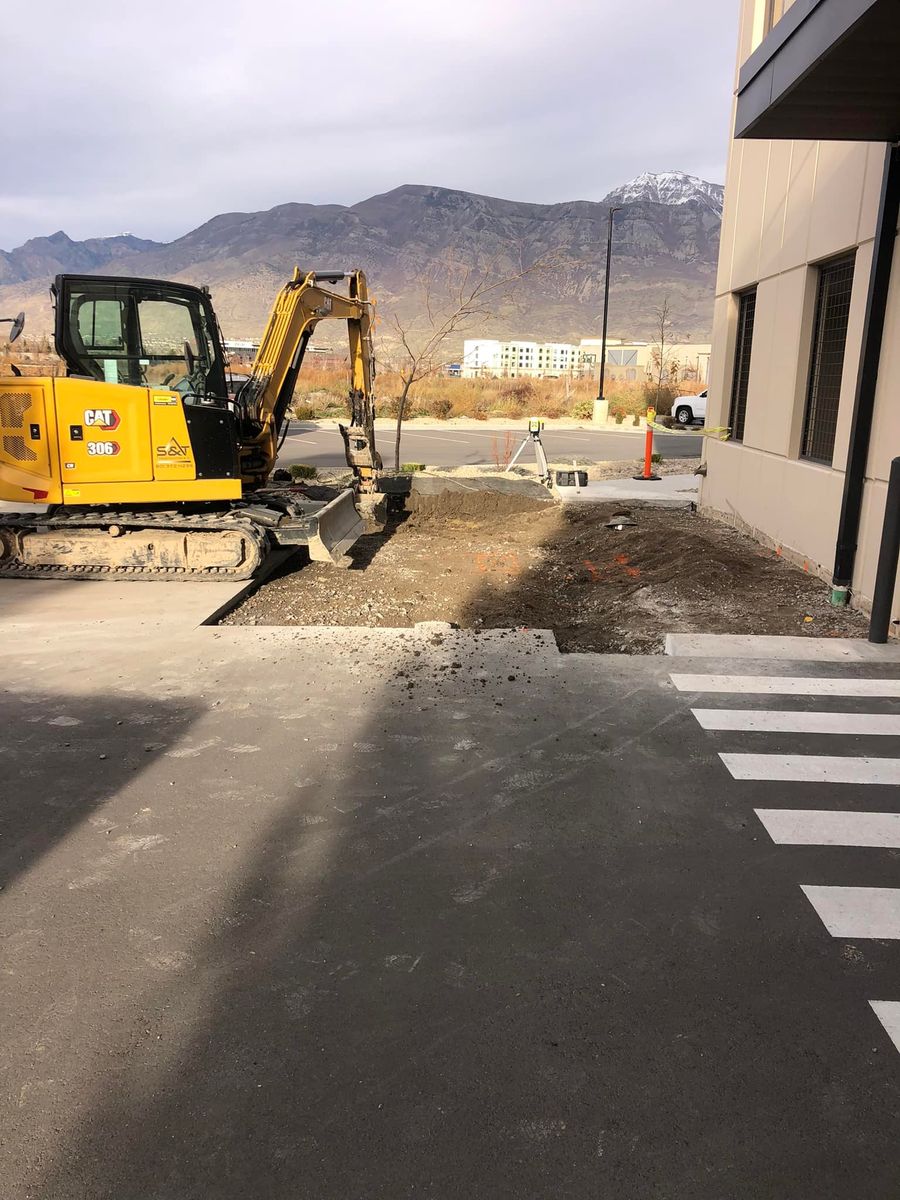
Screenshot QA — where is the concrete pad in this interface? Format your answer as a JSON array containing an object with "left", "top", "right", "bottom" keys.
[
  {"left": 665, "top": 633, "right": 899, "bottom": 660},
  {"left": 555, "top": 473, "right": 698, "bottom": 507},
  {"left": 0, "top": 577, "right": 257, "bottom": 632},
  {"left": 410, "top": 474, "right": 555, "bottom": 501}
]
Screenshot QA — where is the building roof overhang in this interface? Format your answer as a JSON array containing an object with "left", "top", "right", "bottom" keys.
[{"left": 736, "top": 0, "right": 900, "bottom": 141}]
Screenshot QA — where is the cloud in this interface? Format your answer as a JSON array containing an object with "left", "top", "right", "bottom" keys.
[{"left": 3, "top": 0, "right": 737, "bottom": 249}]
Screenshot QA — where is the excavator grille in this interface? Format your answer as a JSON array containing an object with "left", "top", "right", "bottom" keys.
[
  {"left": 0, "top": 392, "right": 30, "bottom": 429},
  {"left": 0, "top": 394, "right": 36, "bottom": 461},
  {"left": 2, "top": 436, "right": 36, "bottom": 462}
]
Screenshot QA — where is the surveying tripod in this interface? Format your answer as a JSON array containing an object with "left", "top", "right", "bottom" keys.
[{"left": 505, "top": 417, "right": 550, "bottom": 484}]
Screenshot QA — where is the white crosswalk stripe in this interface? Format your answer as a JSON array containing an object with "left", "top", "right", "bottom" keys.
[
  {"left": 801, "top": 886, "right": 900, "bottom": 940},
  {"left": 672, "top": 673, "right": 900, "bottom": 697},
  {"left": 693, "top": 709, "right": 900, "bottom": 735},
  {"left": 720, "top": 753, "right": 900, "bottom": 784},
  {"left": 675, "top": 666, "right": 900, "bottom": 1057},
  {"left": 870, "top": 1003, "right": 900, "bottom": 1054},
  {"left": 755, "top": 808, "right": 900, "bottom": 847}
]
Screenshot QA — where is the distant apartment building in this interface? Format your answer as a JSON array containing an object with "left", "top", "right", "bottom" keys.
[
  {"left": 703, "top": 0, "right": 900, "bottom": 620},
  {"left": 461, "top": 337, "right": 710, "bottom": 382}
]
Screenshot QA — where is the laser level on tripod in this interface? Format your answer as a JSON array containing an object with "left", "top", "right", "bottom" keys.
[{"left": 505, "top": 417, "right": 551, "bottom": 485}]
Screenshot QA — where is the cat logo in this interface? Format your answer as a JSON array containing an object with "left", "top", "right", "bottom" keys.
[
  {"left": 83, "top": 408, "right": 120, "bottom": 431},
  {"left": 157, "top": 437, "right": 190, "bottom": 459}
]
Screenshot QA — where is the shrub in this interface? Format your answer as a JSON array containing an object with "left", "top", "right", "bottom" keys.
[
  {"left": 571, "top": 398, "right": 594, "bottom": 420},
  {"left": 401, "top": 462, "right": 426, "bottom": 472},
  {"left": 291, "top": 403, "right": 317, "bottom": 421},
  {"left": 651, "top": 452, "right": 664, "bottom": 464},
  {"left": 428, "top": 396, "right": 453, "bottom": 419},
  {"left": 500, "top": 380, "right": 537, "bottom": 404},
  {"left": 470, "top": 392, "right": 494, "bottom": 420},
  {"left": 538, "top": 398, "right": 566, "bottom": 420},
  {"left": 290, "top": 463, "right": 317, "bottom": 480},
  {"left": 492, "top": 397, "right": 528, "bottom": 419}
]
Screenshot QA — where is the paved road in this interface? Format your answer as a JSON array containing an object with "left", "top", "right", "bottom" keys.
[
  {"left": 3, "top": 597, "right": 900, "bottom": 1197},
  {"left": 278, "top": 421, "right": 703, "bottom": 469}
]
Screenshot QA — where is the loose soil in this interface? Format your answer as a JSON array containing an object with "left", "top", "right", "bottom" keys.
[{"left": 222, "top": 498, "right": 868, "bottom": 653}]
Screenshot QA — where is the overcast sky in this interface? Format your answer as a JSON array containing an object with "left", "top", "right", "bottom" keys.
[{"left": 3, "top": 0, "right": 738, "bottom": 251}]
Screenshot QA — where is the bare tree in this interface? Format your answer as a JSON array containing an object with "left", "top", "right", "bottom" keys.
[
  {"left": 384, "top": 254, "right": 557, "bottom": 470},
  {"left": 649, "top": 297, "right": 680, "bottom": 406}
]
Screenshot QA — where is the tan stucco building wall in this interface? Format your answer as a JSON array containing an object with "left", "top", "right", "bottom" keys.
[{"left": 700, "top": 0, "right": 900, "bottom": 616}]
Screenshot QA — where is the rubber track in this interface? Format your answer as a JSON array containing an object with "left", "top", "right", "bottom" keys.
[{"left": 0, "top": 510, "right": 269, "bottom": 581}]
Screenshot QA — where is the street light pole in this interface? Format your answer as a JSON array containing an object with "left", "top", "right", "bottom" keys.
[{"left": 596, "top": 206, "right": 622, "bottom": 406}]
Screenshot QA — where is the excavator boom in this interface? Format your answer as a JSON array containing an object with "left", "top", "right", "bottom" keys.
[{"left": 237, "top": 269, "right": 380, "bottom": 490}]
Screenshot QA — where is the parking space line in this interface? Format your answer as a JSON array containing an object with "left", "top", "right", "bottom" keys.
[
  {"left": 802, "top": 885, "right": 900, "bottom": 939},
  {"left": 720, "top": 754, "right": 900, "bottom": 784},
  {"left": 673, "top": 674, "right": 900, "bottom": 697},
  {"left": 399, "top": 432, "right": 471, "bottom": 445},
  {"left": 756, "top": 809, "right": 900, "bottom": 848},
  {"left": 694, "top": 709, "right": 900, "bottom": 734}
]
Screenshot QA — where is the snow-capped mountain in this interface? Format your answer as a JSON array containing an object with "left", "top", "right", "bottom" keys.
[{"left": 602, "top": 172, "right": 725, "bottom": 218}]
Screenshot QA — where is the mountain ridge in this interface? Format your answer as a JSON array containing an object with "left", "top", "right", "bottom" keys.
[{"left": 0, "top": 173, "right": 723, "bottom": 343}]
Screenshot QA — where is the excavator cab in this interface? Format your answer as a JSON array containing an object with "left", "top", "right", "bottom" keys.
[{"left": 52, "top": 275, "right": 228, "bottom": 401}]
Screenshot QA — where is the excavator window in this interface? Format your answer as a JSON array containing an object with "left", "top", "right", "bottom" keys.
[
  {"left": 77, "top": 299, "right": 126, "bottom": 355},
  {"left": 137, "top": 297, "right": 202, "bottom": 390},
  {"left": 53, "top": 274, "right": 228, "bottom": 401}
]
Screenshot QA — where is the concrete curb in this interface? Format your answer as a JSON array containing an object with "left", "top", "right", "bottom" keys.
[{"left": 664, "top": 634, "right": 900, "bottom": 660}]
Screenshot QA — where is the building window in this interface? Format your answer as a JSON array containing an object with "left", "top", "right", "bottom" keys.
[
  {"left": 765, "top": 0, "right": 795, "bottom": 33},
  {"left": 728, "top": 289, "right": 757, "bottom": 442},
  {"left": 802, "top": 253, "right": 856, "bottom": 464}
]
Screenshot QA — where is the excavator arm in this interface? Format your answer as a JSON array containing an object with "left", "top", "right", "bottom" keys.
[{"left": 236, "top": 269, "right": 380, "bottom": 491}]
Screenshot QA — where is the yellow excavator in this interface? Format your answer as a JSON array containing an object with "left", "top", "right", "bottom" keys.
[{"left": 0, "top": 268, "right": 381, "bottom": 580}]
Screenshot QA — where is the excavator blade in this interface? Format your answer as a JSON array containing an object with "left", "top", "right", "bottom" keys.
[
  {"left": 305, "top": 488, "right": 365, "bottom": 565},
  {"left": 267, "top": 488, "right": 365, "bottom": 566}
]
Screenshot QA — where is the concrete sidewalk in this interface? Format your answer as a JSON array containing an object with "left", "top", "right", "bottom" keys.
[{"left": 555, "top": 471, "right": 699, "bottom": 506}]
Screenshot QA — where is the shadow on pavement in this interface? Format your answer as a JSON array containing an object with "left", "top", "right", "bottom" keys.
[{"left": 0, "top": 687, "right": 203, "bottom": 892}]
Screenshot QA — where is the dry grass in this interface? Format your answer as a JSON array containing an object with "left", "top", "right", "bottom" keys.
[
  {"left": 292, "top": 364, "right": 697, "bottom": 422},
  {"left": 0, "top": 345, "right": 700, "bottom": 424},
  {"left": 0, "top": 338, "right": 62, "bottom": 378}
]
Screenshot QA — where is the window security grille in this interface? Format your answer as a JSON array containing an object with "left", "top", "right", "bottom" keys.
[
  {"left": 802, "top": 255, "right": 856, "bottom": 464},
  {"left": 729, "top": 290, "right": 757, "bottom": 442}
]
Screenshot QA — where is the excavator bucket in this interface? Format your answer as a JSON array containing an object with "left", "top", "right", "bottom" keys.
[{"left": 303, "top": 488, "right": 365, "bottom": 565}]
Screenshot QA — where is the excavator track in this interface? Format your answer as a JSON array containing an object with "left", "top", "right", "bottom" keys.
[{"left": 0, "top": 509, "right": 269, "bottom": 582}]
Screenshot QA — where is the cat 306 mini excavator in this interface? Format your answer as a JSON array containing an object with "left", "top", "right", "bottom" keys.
[{"left": 0, "top": 268, "right": 380, "bottom": 580}]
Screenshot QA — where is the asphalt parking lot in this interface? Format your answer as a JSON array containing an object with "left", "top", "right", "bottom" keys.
[{"left": 2, "top": 579, "right": 900, "bottom": 1198}]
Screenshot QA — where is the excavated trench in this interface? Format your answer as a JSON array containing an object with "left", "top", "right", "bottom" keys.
[{"left": 220, "top": 481, "right": 867, "bottom": 654}]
